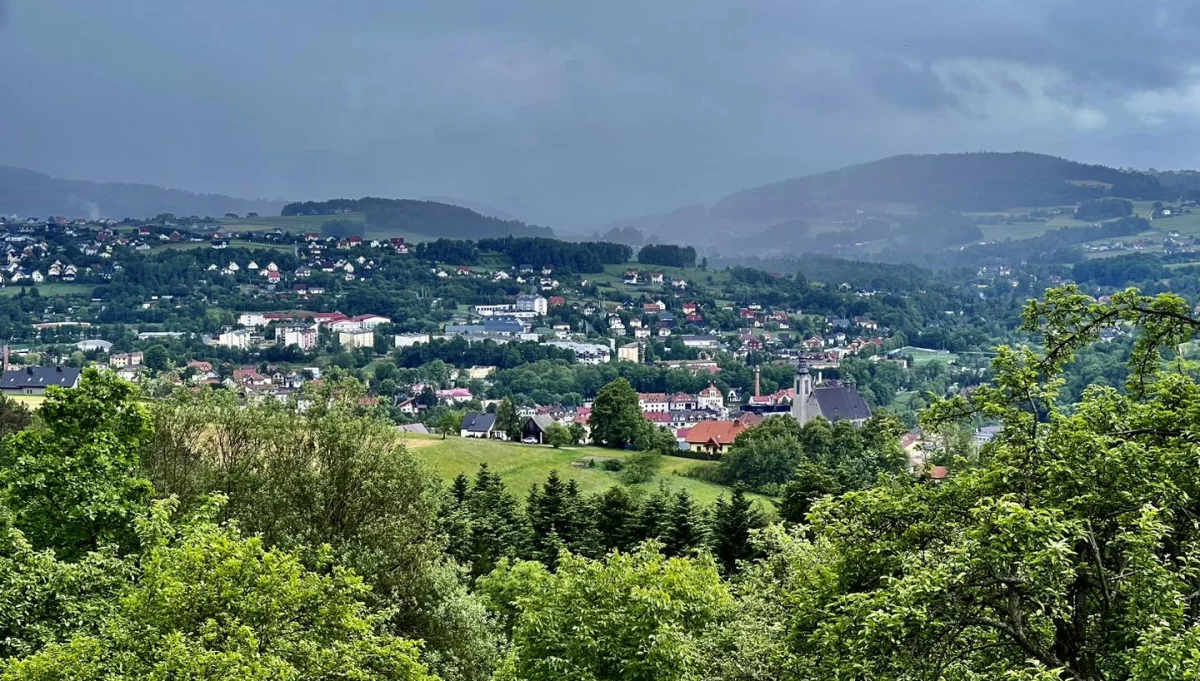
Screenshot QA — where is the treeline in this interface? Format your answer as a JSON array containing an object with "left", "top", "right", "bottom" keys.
[
  {"left": 413, "top": 237, "right": 633, "bottom": 274},
  {"left": 638, "top": 244, "right": 697, "bottom": 268},
  {"left": 1075, "top": 197, "right": 1133, "bottom": 221},
  {"left": 445, "top": 465, "right": 763, "bottom": 577},
  {"left": 394, "top": 338, "right": 576, "bottom": 370},
  {"left": 477, "top": 236, "right": 632, "bottom": 273},
  {"left": 929, "top": 215, "right": 1151, "bottom": 268},
  {"left": 282, "top": 197, "right": 554, "bottom": 239},
  {"left": 1073, "top": 252, "right": 1166, "bottom": 286}
]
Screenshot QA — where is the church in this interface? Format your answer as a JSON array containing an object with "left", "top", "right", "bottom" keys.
[{"left": 791, "top": 364, "right": 872, "bottom": 426}]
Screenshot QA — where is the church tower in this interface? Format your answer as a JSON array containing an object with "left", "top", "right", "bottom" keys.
[{"left": 793, "top": 362, "right": 812, "bottom": 424}]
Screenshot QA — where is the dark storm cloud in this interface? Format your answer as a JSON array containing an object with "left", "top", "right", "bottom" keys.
[{"left": 2, "top": 0, "right": 1199, "bottom": 227}]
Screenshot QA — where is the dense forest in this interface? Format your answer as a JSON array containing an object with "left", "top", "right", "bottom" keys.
[{"left": 281, "top": 197, "right": 554, "bottom": 239}]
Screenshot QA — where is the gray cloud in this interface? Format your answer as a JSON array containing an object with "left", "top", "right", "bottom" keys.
[{"left": 2, "top": 0, "right": 1199, "bottom": 227}]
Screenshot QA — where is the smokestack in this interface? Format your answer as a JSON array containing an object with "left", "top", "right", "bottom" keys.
[
  {"left": 754, "top": 365, "right": 761, "bottom": 398},
  {"left": 3, "top": 345, "right": 8, "bottom": 373}
]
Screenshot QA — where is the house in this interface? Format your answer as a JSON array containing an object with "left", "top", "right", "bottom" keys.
[
  {"left": 650, "top": 272, "right": 664, "bottom": 284},
  {"left": 672, "top": 278, "right": 688, "bottom": 290},
  {"left": 668, "top": 393, "right": 698, "bottom": 410},
  {"left": 792, "top": 365, "right": 872, "bottom": 426},
  {"left": 350, "top": 314, "right": 391, "bottom": 330},
  {"left": 437, "top": 388, "right": 474, "bottom": 404},
  {"left": 521, "top": 414, "right": 556, "bottom": 443},
  {"left": 108, "top": 352, "right": 143, "bottom": 369},
  {"left": 683, "top": 420, "right": 748, "bottom": 457},
  {"left": 0, "top": 366, "right": 82, "bottom": 395},
  {"left": 460, "top": 412, "right": 497, "bottom": 439}
]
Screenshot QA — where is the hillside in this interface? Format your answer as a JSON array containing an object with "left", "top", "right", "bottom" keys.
[
  {"left": 710, "top": 152, "right": 1168, "bottom": 221},
  {"left": 281, "top": 197, "right": 554, "bottom": 240},
  {"left": 0, "top": 165, "right": 283, "bottom": 220}
]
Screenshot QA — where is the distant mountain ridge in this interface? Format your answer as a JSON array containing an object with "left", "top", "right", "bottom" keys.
[
  {"left": 281, "top": 197, "right": 554, "bottom": 240},
  {"left": 609, "top": 152, "right": 1176, "bottom": 252},
  {"left": 0, "top": 165, "right": 283, "bottom": 220},
  {"left": 711, "top": 152, "right": 1167, "bottom": 221}
]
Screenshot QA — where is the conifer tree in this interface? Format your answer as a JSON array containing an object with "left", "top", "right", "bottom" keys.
[{"left": 709, "top": 485, "right": 765, "bottom": 574}]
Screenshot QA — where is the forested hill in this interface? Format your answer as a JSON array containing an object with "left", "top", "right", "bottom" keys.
[
  {"left": 0, "top": 165, "right": 282, "bottom": 220},
  {"left": 282, "top": 197, "right": 554, "bottom": 239},
  {"left": 710, "top": 152, "right": 1169, "bottom": 221}
]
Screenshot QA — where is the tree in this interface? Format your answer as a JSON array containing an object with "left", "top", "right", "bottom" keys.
[
  {"left": 0, "top": 369, "right": 153, "bottom": 557},
  {"left": 544, "top": 422, "right": 571, "bottom": 448},
  {"left": 709, "top": 486, "right": 764, "bottom": 574},
  {"left": 479, "top": 546, "right": 732, "bottom": 681},
  {"left": 0, "top": 499, "right": 435, "bottom": 681},
  {"left": 526, "top": 471, "right": 578, "bottom": 566},
  {"left": 620, "top": 450, "right": 663, "bottom": 485},
  {"left": 142, "top": 343, "right": 170, "bottom": 373},
  {"left": 437, "top": 409, "right": 464, "bottom": 438},
  {"left": 664, "top": 490, "right": 702, "bottom": 556},
  {"left": 592, "top": 486, "right": 638, "bottom": 553},
  {"left": 141, "top": 383, "right": 496, "bottom": 681},
  {"left": 709, "top": 285, "right": 1200, "bottom": 681},
  {"left": 0, "top": 395, "right": 32, "bottom": 440},
  {"left": 590, "top": 378, "right": 644, "bottom": 448},
  {"left": 568, "top": 421, "right": 586, "bottom": 445},
  {"left": 495, "top": 398, "right": 522, "bottom": 442},
  {"left": 774, "top": 462, "right": 839, "bottom": 524}
]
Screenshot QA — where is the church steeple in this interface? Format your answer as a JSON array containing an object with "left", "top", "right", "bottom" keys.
[{"left": 793, "top": 362, "right": 812, "bottom": 424}]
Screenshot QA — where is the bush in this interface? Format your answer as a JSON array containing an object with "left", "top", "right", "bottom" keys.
[{"left": 602, "top": 459, "right": 624, "bottom": 472}]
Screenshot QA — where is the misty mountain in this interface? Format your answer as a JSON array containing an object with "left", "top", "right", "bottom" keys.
[
  {"left": 419, "top": 196, "right": 519, "bottom": 222},
  {"left": 710, "top": 152, "right": 1168, "bottom": 221},
  {"left": 281, "top": 197, "right": 554, "bottom": 240},
  {"left": 0, "top": 165, "right": 283, "bottom": 220},
  {"left": 610, "top": 152, "right": 1174, "bottom": 255}
]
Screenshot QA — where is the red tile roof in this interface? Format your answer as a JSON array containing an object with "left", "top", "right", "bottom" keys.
[{"left": 684, "top": 420, "right": 748, "bottom": 446}]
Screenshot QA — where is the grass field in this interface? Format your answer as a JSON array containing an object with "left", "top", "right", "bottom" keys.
[
  {"left": 897, "top": 346, "right": 959, "bottom": 366},
  {"left": 9, "top": 395, "right": 45, "bottom": 409},
  {"left": 0, "top": 283, "right": 92, "bottom": 298},
  {"left": 220, "top": 213, "right": 365, "bottom": 233},
  {"left": 157, "top": 240, "right": 297, "bottom": 254},
  {"left": 401, "top": 433, "right": 769, "bottom": 509}
]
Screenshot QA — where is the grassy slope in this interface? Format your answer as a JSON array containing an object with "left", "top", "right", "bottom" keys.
[
  {"left": 402, "top": 433, "right": 769, "bottom": 508},
  {"left": 0, "top": 283, "right": 92, "bottom": 298}
]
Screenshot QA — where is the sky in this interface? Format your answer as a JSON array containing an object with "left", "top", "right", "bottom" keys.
[{"left": 3, "top": 0, "right": 1200, "bottom": 229}]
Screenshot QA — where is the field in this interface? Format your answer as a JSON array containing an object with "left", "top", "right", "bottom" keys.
[
  {"left": 897, "top": 346, "right": 959, "bottom": 366},
  {"left": 157, "top": 239, "right": 297, "bottom": 254},
  {"left": 219, "top": 213, "right": 366, "bottom": 233},
  {"left": 401, "top": 433, "right": 769, "bottom": 508},
  {"left": 0, "top": 283, "right": 92, "bottom": 298},
  {"left": 9, "top": 395, "right": 45, "bottom": 409}
]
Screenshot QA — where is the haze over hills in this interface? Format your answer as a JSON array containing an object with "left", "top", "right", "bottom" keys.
[
  {"left": 281, "top": 197, "right": 554, "bottom": 240},
  {"left": 0, "top": 165, "right": 283, "bottom": 220},
  {"left": 608, "top": 151, "right": 1179, "bottom": 256}
]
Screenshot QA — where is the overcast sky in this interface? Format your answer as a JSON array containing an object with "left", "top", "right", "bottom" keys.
[{"left": 3, "top": 0, "right": 1200, "bottom": 228}]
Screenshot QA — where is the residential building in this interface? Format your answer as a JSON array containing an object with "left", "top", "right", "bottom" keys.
[
  {"left": 521, "top": 414, "right": 556, "bottom": 444},
  {"left": 683, "top": 419, "right": 748, "bottom": 457},
  {"left": 617, "top": 342, "right": 642, "bottom": 363},
  {"left": 394, "top": 333, "right": 431, "bottom": 348},
  {"left": 460, "top": 412, "right": 497, "bottom": 438},
  {"left": 281, "top": 325, "right": 319, "bottom": 351},
  {"left": 339, "top": 329, "right": 375, "bottom": 349},
  {"left": 639, "top": 392, "right": 670, "bottom": 413},
  {"left": 516, "top": 294, "right": 548, "bottom": 316},
  {"left": 681, "top": 335, "right": 722, "bottom": 350},
  {"left": 697, "top": 384, "right": 724, "bottom": 411},
  {"left": 0, "top": 366, "right": 81, "bottom": 395},
  {"left": 216, "top": 328, "right": 252, "bottom": 350},
  {"left": 108, "top": 352, "right": 143, "bottom": 369}
]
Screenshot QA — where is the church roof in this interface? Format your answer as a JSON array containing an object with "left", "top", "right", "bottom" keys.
[{"left": 812, "top": 385, "right": 872, "bottom": 422}]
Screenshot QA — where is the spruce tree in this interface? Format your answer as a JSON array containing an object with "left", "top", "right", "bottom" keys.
[
  {"left": 592, "top": 486, "right": 639, "bottom": 553},
  {"left": 463, "top": 463, "right": 526, "bottom": 578},
  {"left": 527, "top": 471, "right": 570, "bottom": 566},
  {"left": 710, "top": 485, "right": 765, "bottom": 574},
  {"left": 450, "top": 472, "right": 470, "bottom": 504},
  {"left": 633, "top": 485, "right": 672, "bottom": 544},
  {"left": 664, "top": 489, "right": 702, "bottom": 556}
]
